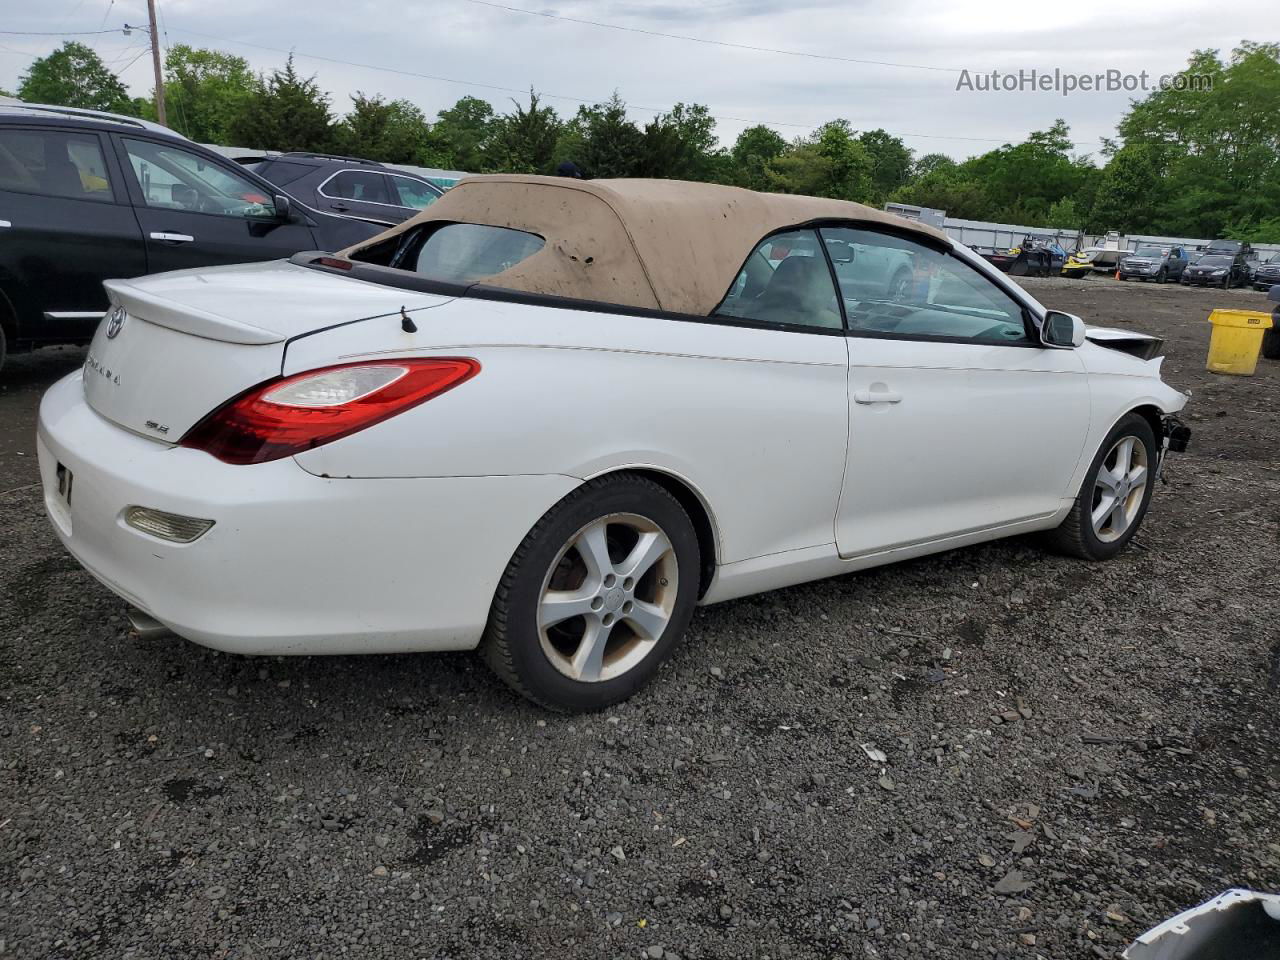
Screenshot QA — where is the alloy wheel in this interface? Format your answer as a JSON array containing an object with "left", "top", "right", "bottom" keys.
[
  {"left": 1091, "top": 436, "right": 1150, "bottom": 543},
  {"left": 537, "top": 513, "right": 679, "bottom": 682}
]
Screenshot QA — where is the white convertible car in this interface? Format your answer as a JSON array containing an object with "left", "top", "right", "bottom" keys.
[{"left": 37, "top": 176, "right": 1190, "bottom": 711}]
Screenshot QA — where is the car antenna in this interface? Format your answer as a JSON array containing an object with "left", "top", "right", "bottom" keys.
[{"left": 400, "top": 306, "right": 418, "bottom": 333}]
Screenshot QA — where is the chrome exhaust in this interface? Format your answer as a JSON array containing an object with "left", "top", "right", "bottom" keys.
[{"left": 127, "top": 607, "right": 174, "bottom": 640}]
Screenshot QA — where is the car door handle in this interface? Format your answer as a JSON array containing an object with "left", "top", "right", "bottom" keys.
[
  {"left": 853, "top": 389, "right": 903, "bottom": 404},
  {"left": 150, "top": 232, "right": 194, "bottom": 244},
  {"left": 0, "top": 219, "right": 10, "bottom": 228},
  {"left": 331, "top": 202, "right": 350, "bottom": 212}
]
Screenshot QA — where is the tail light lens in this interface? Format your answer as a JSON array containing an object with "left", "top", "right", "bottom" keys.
[{"left": 180, "top": 358, "right": 479, "bottom": 464}]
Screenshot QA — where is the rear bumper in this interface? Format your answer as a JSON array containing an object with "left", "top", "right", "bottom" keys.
[{"left": 37, "top": 371, "right": 577, "bottom": 655}]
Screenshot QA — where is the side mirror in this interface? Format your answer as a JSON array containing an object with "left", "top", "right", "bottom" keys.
[
  {"left": 273, "top": 194, "right": 293, "bottom": 222},
  {"left": 826, "top": 240, "right": 855, "bottom": 264},
  {"left": 1041, "top": 310, "right": 1086, "bottom": 348}
]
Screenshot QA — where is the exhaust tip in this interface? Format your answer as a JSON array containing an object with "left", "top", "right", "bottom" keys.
[{"left": 127, "top": 607, "right": 174, "bottom": 640}]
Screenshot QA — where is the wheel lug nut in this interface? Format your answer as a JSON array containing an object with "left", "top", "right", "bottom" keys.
[
  {"left": 623, "top": 577, "right": 634, "bottom": 591},
  {"left": 590, "top": 597, "right": 603, "bottom": 611}
]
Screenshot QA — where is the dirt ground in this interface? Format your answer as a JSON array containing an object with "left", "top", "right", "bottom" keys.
[{"left": 1, "top": 275, "right": 1277, "bottom": 960}]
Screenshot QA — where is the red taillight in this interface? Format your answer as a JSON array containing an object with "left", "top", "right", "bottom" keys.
[{"left": 180, "top": 358, "right": 479, "bottom": 464}]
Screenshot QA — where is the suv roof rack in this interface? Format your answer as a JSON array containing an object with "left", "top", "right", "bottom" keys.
[
  {"left": 279, "top": 151, "right": 384, "bottom": 166},
  {"left": 0, "top": 102, "right": 187, "bottom": 138}
]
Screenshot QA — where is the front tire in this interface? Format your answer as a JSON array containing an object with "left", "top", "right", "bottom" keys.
[
  {"left": 1046, "top": 414, "right": 1158, "bottom": 561},
  {"left": 1262, "top": 325, "right": 1280, "bottom": 361},
  {"left": 481, "top": 473, "right": 700, "bottom": 712}
]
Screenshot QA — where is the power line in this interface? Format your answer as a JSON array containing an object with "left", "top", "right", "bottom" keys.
[
  {"left": 168, "top": 27, "right": 1028, "bottom": 146},
  {"left": 460, "top": 0, "right": 962, "bottom": 74},
  {"left": 0, "top": 28, "right": 119, "bottom": 36}
]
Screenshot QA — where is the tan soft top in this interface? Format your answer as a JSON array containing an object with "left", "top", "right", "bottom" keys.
[{"left": 340, "top": 175, "right": 948, "bottom": 316}]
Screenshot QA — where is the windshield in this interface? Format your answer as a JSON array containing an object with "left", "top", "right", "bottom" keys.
[
  {"left": 1133, "top": 247, "right": 1163, "bottom": 258},
  {"left": 410, "top": 223, "right": 545, "bottom": 283},
  {"left": 1267, "top": 254, "right": 1280, "bottom": 264},
  {"left": 1204, "top": 242, "right": 1240, "bottom": 253}
]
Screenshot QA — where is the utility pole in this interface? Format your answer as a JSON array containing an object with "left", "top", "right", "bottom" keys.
[{"left": 146, "top": 0, "right": 166, "bottom": 126}]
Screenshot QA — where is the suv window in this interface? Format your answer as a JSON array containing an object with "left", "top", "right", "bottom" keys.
[
  {"left": 0, "top": 129, "right": 114, "bottom": 202},
  {"left": 717, "top": 229, "right": 842, "bottom": 330},
  {"left": 249, "top": 159, "right": 315, "bottom": 186},
  {"left": 821, "top": 226, "right": 1029, "bottom": 344},
  {"left": 410, "top": 223, "right": 544, "bottom": 283},
  {"left": 122, "top": 138, "right": 276, "bottom": 217},
  {"left": 389, "top": 174, "right": 440, "bottom": 210},
  {"left": 321, "top": 170, "right": 391, "bottom": 204}
]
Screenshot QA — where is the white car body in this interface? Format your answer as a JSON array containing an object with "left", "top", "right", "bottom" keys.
[{"left": 37, "top": 237, "right": 1187, "bottom": 659}]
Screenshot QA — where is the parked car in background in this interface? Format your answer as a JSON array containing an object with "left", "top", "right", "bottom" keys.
[
  {"left": 37, "top": 175, "right": 1190, "bottom": 711},
  {"left": 1182, "top": 252, "right": 1250, "bottom": 288},
  {"left": 0, "top": 104, "right": 384, "bottom": 372},
  {"left": 237, "top": 153, "right": 443, "bottom": 226},
  {"left": 1118, "top": 245, "right": 1189, "bottom": 283},
  {"left": 1252, "top": 253, "right": 1280, "bottom": 291}
]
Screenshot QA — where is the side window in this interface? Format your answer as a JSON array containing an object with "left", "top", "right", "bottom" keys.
[
  {"left": 389, "top": 175, "right": 440, "bottom": 210},
  {"left": 716, "top": 229, "right": 842, "bottom": 330},
  {"left": 0, "top": 129, "right": 114, "bottom": 202},
  {"left": 121, "top": 138, "right": 276, "bottom": 218},
  {"left": 321, "top": 170, "right": 391, "bottom": 204},
  {"left": 409, "top": 223, "right": 545, "bottom": 283},
  {"left": 821, "top": 226, "right": 1030, "bottom": 344}
]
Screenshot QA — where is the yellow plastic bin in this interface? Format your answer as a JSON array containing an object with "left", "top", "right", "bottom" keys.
[{"left": 1206, "top": 309, "right": 1274, "bottom": 376}]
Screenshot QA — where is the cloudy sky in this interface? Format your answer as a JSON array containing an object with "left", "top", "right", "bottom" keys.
[{"left": 1, "top": 0, "right": 1269, "bottom": 162}]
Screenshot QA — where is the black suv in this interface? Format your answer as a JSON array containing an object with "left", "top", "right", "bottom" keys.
[
  {"left": 1252, "top": 252, "right": 1280, "bottom": 291},
  {"left": 0, "top": 104, "right": 385, "bottom": 370},
  {"left": 236, "top": 152, "right": 443, "bottom": 226}
]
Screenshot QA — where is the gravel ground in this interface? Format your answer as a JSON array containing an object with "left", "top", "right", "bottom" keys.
[{"left": 2, "top": 276, "right": 1278, "bottom": 959}]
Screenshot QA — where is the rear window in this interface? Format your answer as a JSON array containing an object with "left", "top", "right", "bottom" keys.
[{"left": 409, "top": 223, "right": 545, "bottom": 283}]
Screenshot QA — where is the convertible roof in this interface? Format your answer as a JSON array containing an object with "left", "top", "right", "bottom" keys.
[{"left": 341, "top": 174, "right": 948, "bottom": 316}]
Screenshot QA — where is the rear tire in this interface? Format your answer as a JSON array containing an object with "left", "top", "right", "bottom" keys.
[
  {"left": 0, "top": 322, "right": 7, "bottom": 374},
  {"left": 1046, "top": 414, "right": 1158, "bottom": 561},
  {"left": 481, "top": 472, "right": 700, "bottom": 712}
]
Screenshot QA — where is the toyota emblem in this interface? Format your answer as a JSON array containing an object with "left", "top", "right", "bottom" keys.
[{"left": 105, "top": 305, "right": 126, "bottom": 340}]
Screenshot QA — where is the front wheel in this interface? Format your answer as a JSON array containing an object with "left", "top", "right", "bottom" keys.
[
  {"left": 481, "top": 473, "right": 700, "bottom": 711},
  {"left": 1046, "top": 414, "right": 1157, "bottom": 561},
  {"left": 1262, "top": 325, "right": 1280, "bottom": 361},
  {"left": 1156, "top": 268, "right": 1167, "bottom": 284}
]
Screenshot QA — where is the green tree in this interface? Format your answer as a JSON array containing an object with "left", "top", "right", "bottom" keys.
[
  {"left": 730, "top": 125, "right": 788, "bottom": 190},
  {"left": 857, "top": 128, "right": 913, "bottom": 202},
  {"left": 912, "top": 153, "right": 956, "bottom": 179},
  {"left": 958, "top": 120, "right": 1089, "bottom": 224},
  {"left": 425, "top": 96, "right": 496, "bottom": 171},
  {"left": 637, "top": 102, "right": 720, "bottom": 180},
  {"left": 486, "top": 90, "right": 562, "bottom": 173},
  {"left": 566, "top": 94, "right": 644, "bottom": 178},
  {"left": 151, "top": 45, "right": 255, "bottom": 143},
  {"left": 335, "top": 93, "right": 432, "bottom": 164},
  {"left": 769, "top": 121, "right": 872, "bottom": 202},
  {"left": 18, "top": 41, "right": 134, "bottom": 113},
  {"left": 227, "top": 56, "right": 334, "bottom": 152}
]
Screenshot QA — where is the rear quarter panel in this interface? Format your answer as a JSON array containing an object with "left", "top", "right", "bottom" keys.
[{"left": 286, "top": 298, "right": 851, "bottom": 565}]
